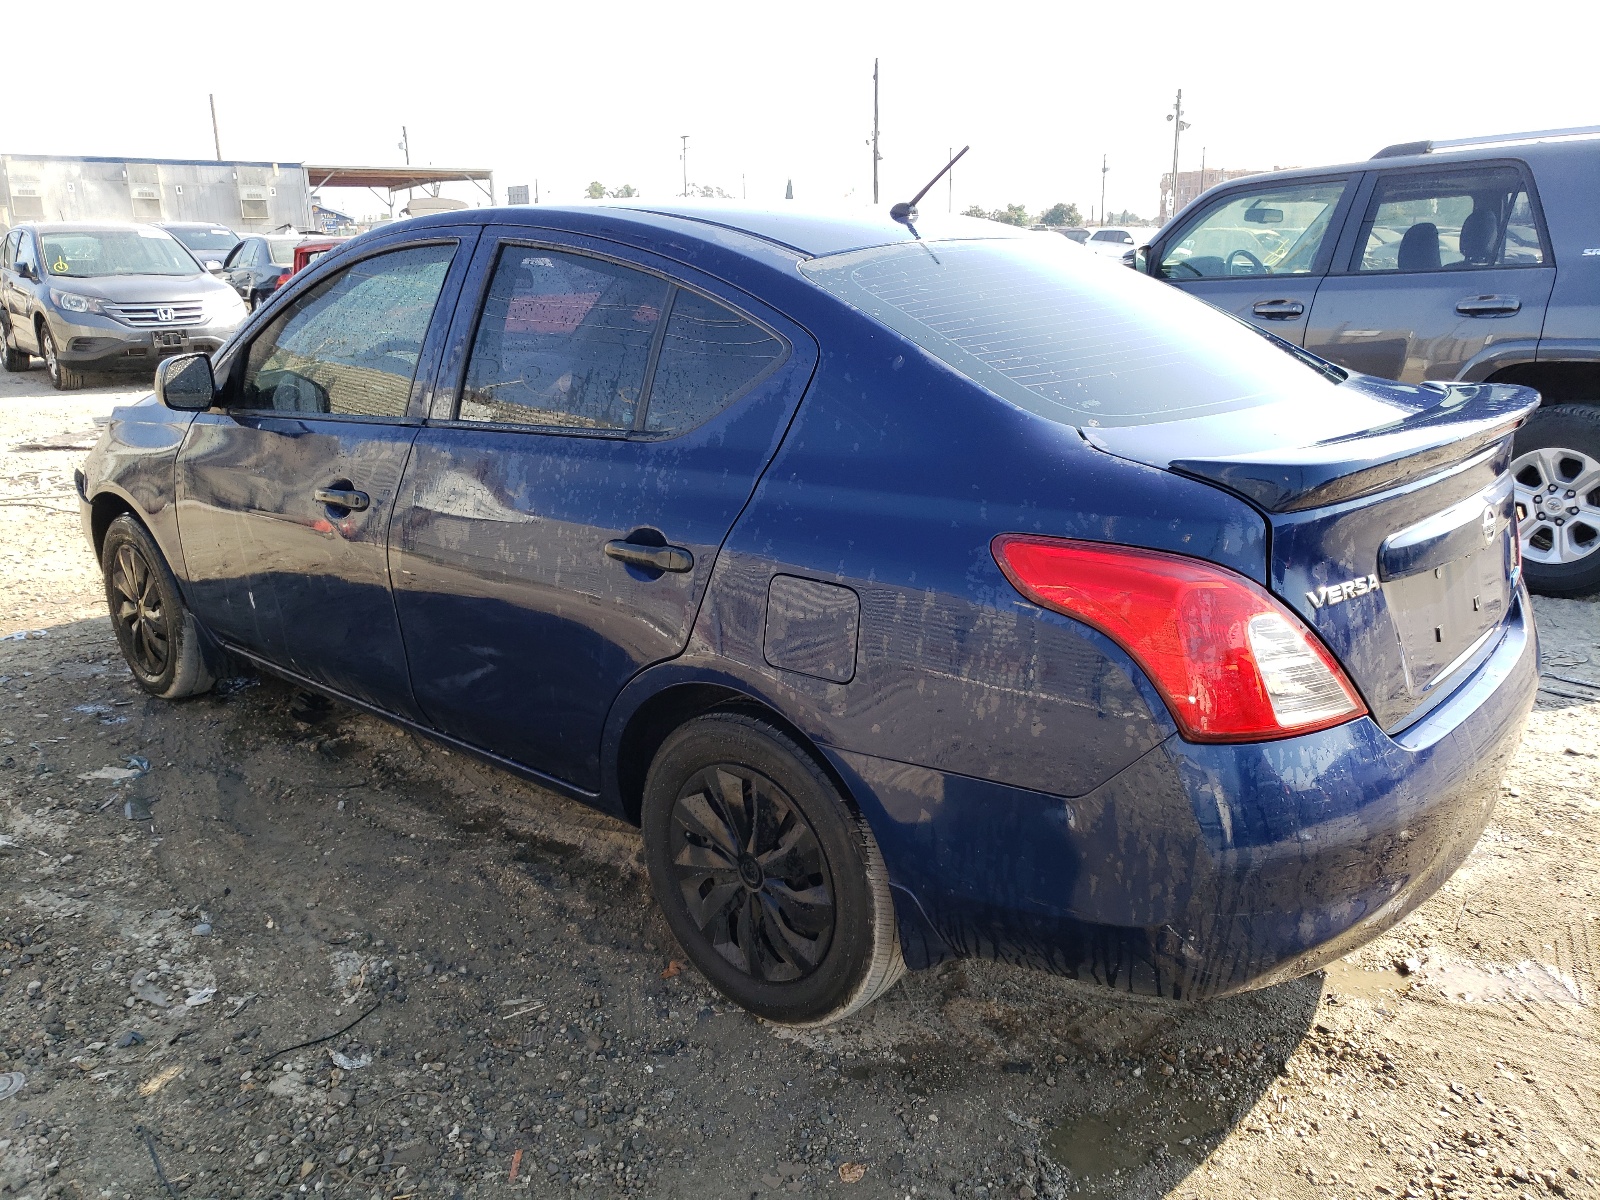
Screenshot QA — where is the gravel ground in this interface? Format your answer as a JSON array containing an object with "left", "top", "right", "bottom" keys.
[{"left": 1, "top": 366, "right": 1597, "bottom": 1200}]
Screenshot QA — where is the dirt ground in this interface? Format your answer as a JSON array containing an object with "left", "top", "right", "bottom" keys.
[{"left": 1, "top": 364, "right": 1596, "bottom": 1200}]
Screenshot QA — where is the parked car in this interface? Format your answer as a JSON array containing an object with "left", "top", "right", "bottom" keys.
[
  {"left": 78, "top": 205, "right": 1537, "bottom": 1025},
  {"left": 156, "top": 222, "right": 241, "bottom": 271},
  {"left": 1137, "top": 126, "right": 1600, "bottom": 595},
  {"left": 1, "top": 222, "right": 248, "bottom": 390},
  {"left": 1057, "top": 227, "right": 1092, "bottom": 244},
  {"left": 291, "top": 236, "right": 351, "bottom": 276},
  {"left": 1083, "top": 227, "right": 1139, "bottom": 257},
  {"left": 220, "top": 233, "right": 306, "bottom": 310}
]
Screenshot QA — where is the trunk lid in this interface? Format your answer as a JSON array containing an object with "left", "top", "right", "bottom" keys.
[{"left": 1086, "top": 377, "right": 1539, "bottom": 732}]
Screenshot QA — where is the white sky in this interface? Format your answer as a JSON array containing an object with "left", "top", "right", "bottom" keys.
[{"left": 31, "top": 0, "right": 1600, "bottom": 225}]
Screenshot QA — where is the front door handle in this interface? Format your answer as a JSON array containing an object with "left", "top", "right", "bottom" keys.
[
  {"left": 314, "top": 487, "right": 370, "bottom": 512},
  {"left": 604, "top": 539, "right": 694, "bottom": 573},
  {"left": 1456, "top": 295, "right": 1521, "bottom": 316},
  {"left": 1252, "top": 299, "right": 1305, "bottom": 319}
]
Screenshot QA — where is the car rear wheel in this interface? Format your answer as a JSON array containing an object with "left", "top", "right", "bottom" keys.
[
  {"left": 2, "top": 323, "right": 28, "bottom": 372},
  {"left": 39, "top": 325, "right": 85, "bottom": 391},
  {"left": 641, "top": 712, "right": 904, "bottom": 1026},
  {"left": 1512, "top": 404, "right": 1600, "bottom": 597},
  {"left": 101, "top": 514, "right": 215, "bottom": 699}
]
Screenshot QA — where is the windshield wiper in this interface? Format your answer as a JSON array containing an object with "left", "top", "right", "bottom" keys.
[{"left": 890, "top": 146, "right": 970, "bottom": 237}]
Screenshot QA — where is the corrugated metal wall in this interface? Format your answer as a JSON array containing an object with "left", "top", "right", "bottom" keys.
[{"left": 0, "top": 157, "right": 313, "bottom": 231}]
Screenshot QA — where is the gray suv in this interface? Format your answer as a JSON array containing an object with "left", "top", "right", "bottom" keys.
[
  {"left": 1, "top": 222, "right": 247, "bottom": 390},
  {"left": 1137, "top": 127, "right": 1600, "bottom": 596}
]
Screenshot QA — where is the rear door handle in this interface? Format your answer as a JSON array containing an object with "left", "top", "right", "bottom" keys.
[
  {"left": 604, "top": 539, "right": 694, "bottom": 573},
  {"left": 314, "top": 487, "right": 370, "bottom": 512},
  {"left": 1455, "top": 295, "right": 1521, "bottom": 316},
  {"left": 1252, "top": 300, "right": 1304, "bottom": 319}
]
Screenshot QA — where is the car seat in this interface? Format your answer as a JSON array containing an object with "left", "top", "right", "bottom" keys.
[
  {"left": 1397, "top": 222, "right": 1441, "bottom": 271},
  {"left": 1455, "top": 208, "right": 1498, "bottom": 267}
]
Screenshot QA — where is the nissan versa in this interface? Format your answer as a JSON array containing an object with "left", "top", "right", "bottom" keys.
[
  {"left": 76, "top": 204, "right": 1539, "bottom": 1025},
  {"left": 2, "top": 222, "right": 248, "bottom": 390}
]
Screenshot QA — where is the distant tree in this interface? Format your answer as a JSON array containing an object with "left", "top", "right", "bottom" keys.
[
  {"left": 1038, "top": 202, "right": 1082, "bottom": 227},
  {"left": 689, "top": 183, "right": 733, "bottom": 199},
  {"left": 1105, "top": 209, "right": 1145, "bottom": 225},
  {"left": 585, "top": 181, "right": 607, "bottom": 199},
  {"left": 991, "top": 203, "right": 1032, "bottom": 227},
  {"left": 961, "top": 204, "right": 988, "bottom": 218},
  {"left": 608, "top": 184, "right": 638, "bottom": 198}
]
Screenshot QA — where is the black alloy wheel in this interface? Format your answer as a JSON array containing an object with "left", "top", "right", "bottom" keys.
[
  {"left": 668, "top": 764, "right": 836, "bottom": 982},
  {"left": 642, "top": 712, "right": 903, "bottom": 1026},
  {"left": 110, "top": 540, "right": 170, "bottom": 679},
  {"left": 100, "top": 514, "right": 215, "bottom": 699}
]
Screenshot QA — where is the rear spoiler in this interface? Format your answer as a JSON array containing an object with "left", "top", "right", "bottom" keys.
[{"left": 1170, "top": 384, "right": 1540, "bottom": 512}]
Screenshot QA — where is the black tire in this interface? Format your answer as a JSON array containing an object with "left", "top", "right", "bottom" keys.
[
  {"left": 641, "top": 712, "right": 904, "bottom": 1026},
  {"left": 1512, "top": 404, "right": 1600, "bottom": 597},
  {"left": 101, "top": 514, "right": 215, "bottom": 699},
  {"left": 1, "top": 323, "right": 28, "bottom": 372},
  {"left": 39, "top": 324, "right": 85, "bottom": 391}
]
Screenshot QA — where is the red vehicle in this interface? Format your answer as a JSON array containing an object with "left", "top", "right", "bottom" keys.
[{"left": 291, "top": 237, "right": 349, "bottom": 276}]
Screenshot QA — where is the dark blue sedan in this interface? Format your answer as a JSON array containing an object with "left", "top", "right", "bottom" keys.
[{"left": 78, "top": 204, "right": 1539, "bottom": 1025}]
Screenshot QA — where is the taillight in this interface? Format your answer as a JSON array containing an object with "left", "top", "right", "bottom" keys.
[
  {"left": 273, "top": 271, "right": 290, "bottom": 289},
  {"left": 992, "top": 535, "right": 1366, "bottom": 743}
]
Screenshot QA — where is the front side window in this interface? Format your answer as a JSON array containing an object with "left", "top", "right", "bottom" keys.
[
  {"left": 1161, "top": 179, "right": 1347, "bottom": 279},
  {"left": 40, "top": 228, "right": 198, "bottom": 278},
  {"left": 16, "top": 232, "right": 39, "bottom": 275},
  {"left": 460, "top": 248, "right": 669, "bottom": 430},
  {"left": 1356, "top": 166, "right": 1544, "bottom": 272},
  {"left": 239, "top": 242, "right": 456, "bottom": 417},
  {"left": 2, "top": 232, "right": 17, "bottom": 269},
  {"left": 803, "top": 235, "right": 1346, "bottom": 429}
]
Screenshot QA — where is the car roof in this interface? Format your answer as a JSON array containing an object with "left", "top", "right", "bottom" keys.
[
  {"left": 19, "top": 221, "right": 178, "bottom": 235},
  {"left": 400, "top": 202, "right": 1027, "bottom": 260},
  {"left": 158, "top": 221, "right": 236, "bottom": 230}
]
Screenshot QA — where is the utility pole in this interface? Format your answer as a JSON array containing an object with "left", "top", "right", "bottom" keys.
[
  {"left": 1100, "top": 154, "right": 1108, "bottom": 227},
  {"left": 208, "top": 94, "right": 222, "bottom": 161},
  {"left": 870, "top": 59, "right": 882, "bottom": 204},
  {"left": 399, "top": 126, "right": 410, "bottom": 165},
  {"left": 948, "top": 146, "right": 953, "bottom": 212},
  {"left": 680, "top": 135, "right": 690, "bottom": 198},
  {"left": 1165, "top": 90, "right": 1189, "bottom": 221}
]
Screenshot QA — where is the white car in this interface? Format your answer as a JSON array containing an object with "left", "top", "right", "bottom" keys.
[{"left": 1083, "top": 227, "right": 1140, "bottom": 258}]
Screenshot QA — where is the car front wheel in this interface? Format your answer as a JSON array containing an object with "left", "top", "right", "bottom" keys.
[
  {"left": 39, "top": 325, "right": 85, "bottom": 390},
  {"left": 1512, "top": 404, "right": 1600, "bottom": 597},
  {"left": 641, "top": 712, "right": 904, "bottom": 1026},
  {"left": 101, "top": 514, "right": 216, "bottom": 699}
]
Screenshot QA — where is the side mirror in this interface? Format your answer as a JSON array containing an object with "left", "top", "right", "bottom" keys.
[
  {"left": 155, "top": 353, "right": 217, "bottom": 412},
  {"left": 16, "top": 263, "right": 36, "bottom": 281},
  {"left": 1134, "top": 245, "right": 1153, "bottom": 274},
  {"left": 205, "top": 260, "right": 224, "bottom": 274}
]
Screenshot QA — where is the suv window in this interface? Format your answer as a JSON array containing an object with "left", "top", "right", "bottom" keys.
[
  {"left": 460, "top": 247, "right": 669, "bottom": 430},
  {"left": 2, "top": 232, "right": 17, "bottom": 269},
  {"left": 1161, "top": 179, "right": 1347, "bottom": 279},
  {"left": 239, "top": 242, "right": 456, "bottom": 417},
  {"left": 1356, "top": 166, "right": 1543, "bottom": 272}
]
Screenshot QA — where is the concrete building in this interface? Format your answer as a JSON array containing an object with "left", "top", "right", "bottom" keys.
[
  {"left": 0, "top": 154, "right": 312, "bottom": 231},
  {"left": 1158, "top": 166, "right": 1270, "bottom": 224}
]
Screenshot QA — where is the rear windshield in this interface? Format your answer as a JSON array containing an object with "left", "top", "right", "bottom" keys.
[
  {"left": 267, "top": 239, "right": 299, "bottom": 266},
  {"left": 169, "top": 227, "right": 239, "bottom": 253},
  {"left": 800, "top": 235, "right": 1344, "bottom": 429}
]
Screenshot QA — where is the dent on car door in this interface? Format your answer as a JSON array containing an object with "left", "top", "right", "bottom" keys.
[
  {"left": 1304, "top": 163, "right": 1555, "bottom": 382},
  {"left": 1155, "top": 176, "right": 1353, "bottom": 344},
  {"left": 390, "top": 233, "right": 818, "bottom": 794},
  {"left": 175, "top": 234, "right": 475, "bottom": 716}
]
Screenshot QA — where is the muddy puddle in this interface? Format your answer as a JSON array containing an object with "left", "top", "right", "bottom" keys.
[
  {"left": 1045, "top": 1092, "right": 1228, "bottom": 1195},
  {"left": 1323, "top": 955, "right": 1584, "bottom": 1006}
]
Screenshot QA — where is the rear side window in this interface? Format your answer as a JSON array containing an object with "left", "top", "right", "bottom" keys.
[
  {"left": 459, "top": 244, "right": 785, "bottom": 435},
  {"left": 1356, "top": 166, "right": 1544, "bottom": 272},
  {"left": 801, "top": 236, "right": 1344, "bottom": 429},
  {"left": 239, "top": 242, "right": 456, "bottom": 417},
  {"left": 1162, "top": 179, "right": 1347, "bottom": 279}
]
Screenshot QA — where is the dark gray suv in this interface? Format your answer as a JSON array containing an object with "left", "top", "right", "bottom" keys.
[{"left": 1137, "top": 127, "right": 1600, "bottom": 596}]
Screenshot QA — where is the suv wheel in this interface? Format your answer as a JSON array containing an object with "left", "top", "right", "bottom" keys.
[
  {"left": 2, "top": 323, "right": 29, "bottom": 372},
  {"left": 101, "top": 514, "right": 216, "bottom": 699},
  {"left": 39, "top": 325, "right": 85, "bottom": 391},
  {"left": 641, "top": 712, "right": 904, "bottom": 1026},
  {"left": 1512, "top": 404, "right": 1600, "bottom": 596}
]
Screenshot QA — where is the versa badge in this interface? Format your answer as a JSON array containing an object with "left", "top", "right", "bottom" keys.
[{"left": 1306, "top": 574, "right": 1380, "bottom": 609}]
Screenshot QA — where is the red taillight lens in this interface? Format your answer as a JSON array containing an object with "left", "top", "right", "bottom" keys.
[
  {"left": 992, "top": 535, "right": 1366, "bottom": 743},
  {"left": 273, "top": 271, "right": 290, "bottom": 289}
]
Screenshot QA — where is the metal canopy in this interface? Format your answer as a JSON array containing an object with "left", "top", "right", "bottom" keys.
[{"left": 304, "top": 165, "right": 492, "bottom": 190}]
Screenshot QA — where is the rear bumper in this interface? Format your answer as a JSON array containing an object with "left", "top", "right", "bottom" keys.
[{"left": 830, "top": 585, "right": 1538, "bottom": 998}]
